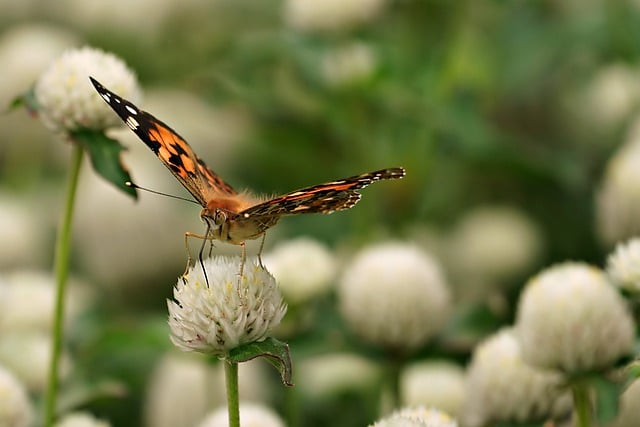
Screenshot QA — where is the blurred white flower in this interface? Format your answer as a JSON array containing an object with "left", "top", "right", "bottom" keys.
[
  {"left": 262, "top": 237, "right": 337, "bottom": 304},
  {"left": 0, "top": 194, "right": 46, "bottom": 270},
  {"left": 578, "top": 64, "right": 640, "bottom": 132},
  {"left": 370, "top": 407, "right": 458, "bottom": 427},
  {"left": 322, "top": 42, "right": 377, "bottom": 88},
  {"left": 55, "top": 412, "right": 111, "bottom": 427},
  {"left": 610, "top": 378, "right": 640, "bottom": 427},
  {"left": 597, "top": 122, "right": 640, "bottom": 245},
  {"left": 338, "top": 242, "right": 451, "bottom": 350},
  {"left": 515, "top": 262, "right": 635, "bottom": 373},
  {"left": 284, "top": 0, "right": 389, "bottom": 32},
  {"left": 0, "top": 270, "right": 90, "bottom": 333},
  {"left": 0, "top": 331, "right": 72, "bottom": 393},
  {"left": 606, "top": 237, "right": 640, "bottom": 293},
  {"left": 35, "top": 46, "right": 140, "bottom": 132},
  {"left": 144, "top": 352, "right": 270, "bottom": 427},
  {"left": 446, "top": 206, "right": 542, "bottom": 297},
  {"left": 196, "top": 403, "right": 285, "bottom": 427},
  {"left": 462, "top": 328, "right": 571, "bottom": 427},
  {"left": 0, "top": 364, "right": 33, "bottom": 427},
  {"left": 297, "top": 352, "right": 380, "bottom": 398},
  {"left": 168, "top": 257, "right": 286, "bottom": 355},
  {"left": 0, "top": 23, "right": 78, "bottom": 107},
  {"left": 400, "top": 361, "right": 465, "bottom": 417}
]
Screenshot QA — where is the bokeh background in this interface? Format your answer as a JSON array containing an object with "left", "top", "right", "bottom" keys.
[{"left": 2, "top": 0, "right": 640, "bottom": 426}]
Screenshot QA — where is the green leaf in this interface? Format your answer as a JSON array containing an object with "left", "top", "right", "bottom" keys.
[
  {"left": 227, "top": 337, "right": 293, "bottom": 386},
  {"left": 6, "top": 86, "right": 38, "bottom": 113},
  {"left": 72, "top": 129, "right": 137, "bottom": 199},
  {"left": 590, "top": 375, "right": 624, "bottom": 425}
]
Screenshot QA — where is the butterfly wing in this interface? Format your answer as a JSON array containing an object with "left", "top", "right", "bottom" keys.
[
  {"left": 90, "top": 77, "right": 236, "bottom": 207},
  {"left": 234, "top": 167, "right": 406, "bottom": 223}
]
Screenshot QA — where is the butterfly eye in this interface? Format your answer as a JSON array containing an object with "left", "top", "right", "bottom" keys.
[{"left": 213, "top": 209, "right": 227, "bottom": 226}]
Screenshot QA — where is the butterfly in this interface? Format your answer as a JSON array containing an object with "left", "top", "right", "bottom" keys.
[{"left": 89, "top": 77, "right": 406, "bottom": 275}]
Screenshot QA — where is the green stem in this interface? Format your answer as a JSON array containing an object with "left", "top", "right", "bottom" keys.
[
  {"left": 572, "top": 382, "right": 592, "bottom": 427},
  {"left": 44, "top": 144, "right": 83, "bottom": 426},
  {"left": 224, "top": 359, "right": 240, "bottom": 427},
  {"left": 380, "top": 351, "right": 404, "bottom": 416}
]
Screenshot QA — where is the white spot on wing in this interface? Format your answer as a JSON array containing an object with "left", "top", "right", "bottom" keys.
[
  {"left": 126, "top": 116, "right": 139, "bottom": 129},
  {"left": 100, "top": 93, "right": 110, "bottom": 102},
  {"left": 125, "top": 105, "right": 138, "bottom": 115}
]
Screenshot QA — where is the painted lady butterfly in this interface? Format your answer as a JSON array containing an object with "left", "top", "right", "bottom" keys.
[{"left": 90, "top": 77, "right": 405, "bottom": 265}]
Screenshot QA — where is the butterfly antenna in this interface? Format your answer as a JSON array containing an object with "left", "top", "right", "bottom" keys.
[{"left": 126, "top": 181, "right": 199, "bottom": 205}]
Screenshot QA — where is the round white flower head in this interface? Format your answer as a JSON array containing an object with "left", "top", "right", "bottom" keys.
[
  {"left": 262, "top": 237, "right": 337, "bottom": 305},
  {"left": 322, "top": 42, "right": 377, "bottom": 88},
  {"left": 596, "top": 121, "right": 640, "bottom": 245},
  {"left": 0, "top": 23, "right": 78, "bottom": 107},
  {"left": 400, "top": 361, "right": 466, "bottom": 417},
  {"left": 0, "top": 364, "right": 34, "bottom": 427},
  {"left": 462, "top": 328, "right": 571, "bottom": 427},
  {"left": 35, "top": 46, "right": 140, "bottom": 133},
  {"left": 0, "top": 195, "right": 45, "bottom": 271},
  {"left": 196, "top": 403, "right": 285, "bottom": 427},
  {"left": 0, "top": 331, "right": 72, "bottom": 392},
  {"left": 144, "top": 352, "right": 271, "bottom": 427},
  {"left": 297, "top": 352, "right": 380, "bottom": 398},
  {"left": 338, "top": 242, "right": 451, "bottom": 350},
  {"left": 515, "top": 262, "right": 635, "bottom": 373},
  {"left": 0, "top": 270, "right": 89, "bottom": 333},
  {"left": 54, "top": 412, "right": 110, "bottom": 427},
  {"left": 607, "top": 237, "right": 640, "bottom": 293},
  {"left": 370, "top": 407, "right": 458, "bottom": 427},
  {"left": 284, "top": 0, "right": 389, "bottom": 32},
  {"left": 447, "top": 206, "right": 542, "bottom": 289},
  {"left": 168, "top": 257, "right": 287, "bottom": 355}
]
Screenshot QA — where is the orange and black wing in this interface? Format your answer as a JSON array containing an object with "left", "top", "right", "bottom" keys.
[
  {"left": 235, "top": 167, "right": 405, "bottom": 222},
  {"left": 90, "top": 77, "right": 236, "bottom": 207}
]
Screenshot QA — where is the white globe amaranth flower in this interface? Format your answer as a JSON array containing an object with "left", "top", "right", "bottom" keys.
[
  {"left": 0, "top": 23, "right": 78, "bottom": 107},
  {"left": 338, "top": 242, "right": 451, "bottom": 350},
  {"left": 0, "top": 364, "right": 34, "bottom": 427},
  {"left": 0, "top": 331, "right": 73, "bottom": 392},
  {"left": 370, "top": 407, "right": 458, "bottom": 427},
  {"left": 446, "top": 206, "right": 542, "bottom": 290},
  {"left": 284, "top": 0, "right": 389, "bottom": 32},
  {"left": 606, "top": 237, "right": 640, "bottom": 293},
  {"left": 596, "top": 120, "right": 640, "bottom": 245},
  {"left": 168, "top": 257, "right": 287, "bottom": 355},
  {"left": 400, "top": 361, "right": 466, "bottom": 417},
  {"left": 297, "top": 352, "right": 380, "bottom": 398},
  {"left": 0, "top": 270, "right": 90, "bottom": 333},
  {"left": 262, "top": 237, "right": 338, "bottom": 304},
  {"left": 196, "top": 403, "right": 285, "bottom": 427},
  {"left": 35, "top": 46, "right": 140, "bottom": 132},
  {"left": 461, "top": 328, "right": 571, "bottom": 427},
  {"left": 515, "top": 262, "right": 635, "bottom": 373},
  {"left": 0, "top": 194, "right": 46, "bottom": 270},
  {"left": 55, "top": 412, "right": 111, "bottom": 427},
  {"left": 321, "top": 42, "right": 377, "bottom": 88},
  {"left": 144, "top": 352, "right": 271, "bottom": 427}
]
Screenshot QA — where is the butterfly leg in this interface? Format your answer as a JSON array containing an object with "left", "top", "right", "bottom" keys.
[{"left": 257, "top": 233, "right": 266, "bottom": 268}]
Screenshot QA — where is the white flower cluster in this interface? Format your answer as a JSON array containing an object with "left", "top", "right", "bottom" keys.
[
  {"left": 35, "top": 46, "right": 140, "bottom": 133},
  {"left": 607, "top": 237, "right": 640, "bottom": 293},
  {"left": 0, "top": 365, "right": 33, "bottom": 427},
  {"left": 401, "top": 361, "right": 466, "bottom": 418},
  {"left": 54, "top": 412, "right": 111, "bottom": 427},
  {"left": 168, "top": 257, "right": 287, "bottom": 355},
  {"left": 284, "top": 0, "right": 389, "bottom": 32},
  {"left": 370, "top": 407, "right": 458, "bottom": 427},
  {"left": 338, "top": 242, "right": 451, "bottom": 350},
  {"left": 196, "top": 403, "right": 285, "bottom": 427},
  {"left": 262, "top": 237, "right": 337, "bottom": 305},
  {"left": 462, "top": 328, "right": 571, "bottom": 427},
  {"left": 515, "top": 262, "right": 635, "bottom": 373},
  {"left": 596, "top": 119, "right": 640, "bottom": 245}
]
